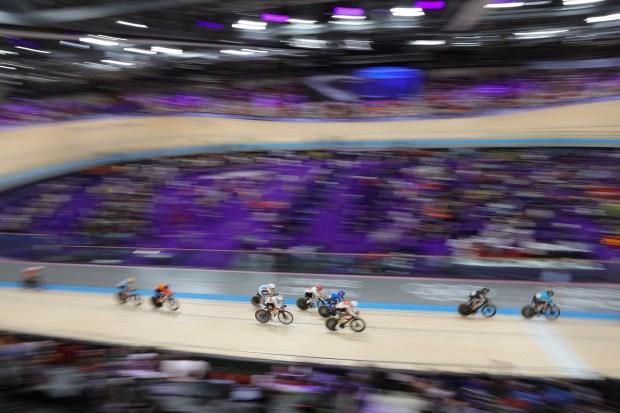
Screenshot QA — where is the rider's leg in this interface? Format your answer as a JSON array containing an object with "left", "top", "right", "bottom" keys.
[{"left": 337, "top": 310, "right": 350, "bottom": 328}]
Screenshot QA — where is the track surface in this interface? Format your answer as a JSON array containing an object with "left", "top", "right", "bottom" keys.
[
  {"left": 0, "top": 288, "right": 619, "bottom": 379},
  {"left": 1, "top": 260, "right": 619, "bottom": 379}
]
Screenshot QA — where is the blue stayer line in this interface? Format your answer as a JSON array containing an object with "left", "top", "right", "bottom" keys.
[{"left": 3, "top": 282, "right": 619, "bottom": 320}]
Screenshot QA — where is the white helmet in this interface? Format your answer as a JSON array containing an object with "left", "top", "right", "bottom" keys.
[
  {"left": 268, "top": 283, "right": 275, "bottom": 289},
  {"left": 351, "top": 301, "right": 359, "bottom": 307}
]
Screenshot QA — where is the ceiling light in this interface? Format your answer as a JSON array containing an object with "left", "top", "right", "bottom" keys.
[
  {"left": 332, "top": 15, "right": 367, "bottom": 19},
  {"left": 92, "top": 35, "right": 126, "bottom": 40},
  {"left": 411, "top": 40, "right": 446, "bottom": 45},
  {"left": 151, "top": 46, "right": 183, "bottom": 54},
  {"left": 116, "top": 20, "right": 148, "bottom": 28},
  {"left": 124, "top": 47, "right": 157, "bottom": 55},
  {"left": 79, "top": 37, "right": 118, "bottom": 46},
  {"left": 0, "top": 65, "right": 16, "bottom": 70},
  {"left": 14, "top": 46, "right": 50, "bottom": 53},
  {"left": 484, "top": 2, "right": 524, "bottom": 8},
  {"left": 0, "top": 50, "right": 18, "bottom": 55},
  {"left": 288, "top": 19, "right": 317, "bottom": 24},
  {"left": 452, "top": 42, "right": 481, "bottom": 46},
  {"left": 83, "top": 61, "right": 120, "bottom": 70},
  {"left": 564, "top": 0, "right": 604, "bottom": 4},
  {"left": 233, "top": 20, "right": 266, "bottom": 29},
  {"left": 241, "top": 49, "right": 268, "bottom": 53},
  {"left": 101, "top": 59, "right": 134, "bottom": 66},
  {"left": 514, "top": 29, "right": 569, "bottom": 36},
  {"left": 59, "top": 41, "right": 90, "bottom": 49},
  {"left": 390, "top": 7, "right": 425, "bottom": 17},
  {"left": 232, "top": 20, "right": 267, "bottom": 30},
  {"left": 1, "top": 62, "right": 35, "bottom": 69},
  {"left": 220, "top": 49, "right": 254, "bottom": 55},
  {"left": 586, "top": 13, "right": 620, "bottom": 23},
  {"left": 343, "top": 39, "right": 373, "bottom": 50},
  {"left": 290, "top": 38, "right": 327, "bottom": 48},
  {"left": 329, "top": 20, "right": 368, "bottom": 25}
]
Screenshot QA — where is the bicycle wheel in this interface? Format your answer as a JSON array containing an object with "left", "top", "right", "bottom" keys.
[
  {"left": 251, "top": 295, "right": 261, "bottom": 307},
  {"left": 296, "top": 298, "right": 309, "bottom": 311},
  {"left": 116, "top": 293, "right": 127, "bottom": 304},
  {"left": 521, "top": 305, "right": 536, "bottom": 319},
  {"left": 458, "top": 303, "right": 472, "bottom": 316},
  {"left": 129, "top": 294, "right": 142, "bottom": 306},
  {"left": 255, "top": 309, "right": 270, "bottom": 323},
  {"left": 545, "top": 306, "right": 561, "bottom": 320},
  {"left": 165, "top": 298, "right": 179, "bottom": 311},
  {"left": 318, "top": 306, "right": 332, "bottom": 318},
  {"left": 278, "top": 310, "right": 294, "bottom": 325},
  {"left": 325, "top": 318, "right": 338, "bottom": 331},
  {"left": 350, "top": 318, "right": 366, "bottom": 333},
  {"left": 481, "top": 304, "right": 497, "bottom": 318},
  {"left": 151, "top": 296, "right": 163, "bottom": 308}
]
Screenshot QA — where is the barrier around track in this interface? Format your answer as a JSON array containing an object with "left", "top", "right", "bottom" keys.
[{"left": 0, "top": 232, "right": 619, "bottom": 282}]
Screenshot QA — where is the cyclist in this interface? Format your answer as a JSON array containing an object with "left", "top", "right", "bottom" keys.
[
  {"left": 335, "top": 300, "right": 359, "bottom": 329},
  {"left": 265, "top": 293, "right": 285, "bottom": 318},
  {"left": 329, "top": 290, "right": 346, "bottom": 304},
  {"left": 21, "top": 266, "right": 45, "bottom": 287},
  {"left": 116, "top": 277, "right": 137, "bottom": 297},
  {"left": 154, "top": 283, "right": 173, "bottom": 305},
  {"left": 257, "top": 283, "right": 277, "bottom": 304},
  {"left": 304, "top": 284, "right": 325, "bottom": 307},
  {"left": 534, "top": 289, "right": 555, "bottom": 313},
  {"left": 469, "top": 287, "right": 490, "bottom": 311}
]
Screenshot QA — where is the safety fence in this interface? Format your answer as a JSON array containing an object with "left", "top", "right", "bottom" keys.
[{"left": 1, "top": 232, "right": 619, "bottom": 282}]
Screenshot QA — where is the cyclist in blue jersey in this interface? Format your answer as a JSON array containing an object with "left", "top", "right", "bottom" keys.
[
  {"left": 534, "top": 289, "right": 555, "bottom": 313},
  {"left": 116, "top": 277, "right": 137, "bottom": 295},
  {"left": 329, "top": 290, "right": 346, "bottom": 303},
  {"left": 258, "top": 283, "right": 277, "bottom": 303}
]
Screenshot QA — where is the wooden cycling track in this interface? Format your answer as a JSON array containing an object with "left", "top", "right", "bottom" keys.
[{"left": 1, "top": 288, "right": 618, "bottom": 380}]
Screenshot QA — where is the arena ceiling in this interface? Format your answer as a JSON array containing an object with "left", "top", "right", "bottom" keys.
[{"left": 0, "top": 0, "right": 619, "bottom": 90}]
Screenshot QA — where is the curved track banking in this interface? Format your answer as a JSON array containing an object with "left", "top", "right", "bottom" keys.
[{"left": 0, "top": 285, "right": 619, "bottom": 379}]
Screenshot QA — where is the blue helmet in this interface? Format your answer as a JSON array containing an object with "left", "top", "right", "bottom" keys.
[{"left": 339, "top": 290, "right": 346, "bottom": 298}]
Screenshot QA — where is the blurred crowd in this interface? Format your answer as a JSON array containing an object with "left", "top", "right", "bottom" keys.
[
  {"left": 0, "top": 333, "right": 618, "bottom": 413},
  {"left": 0, "top": 148, "right": 619, "bottom": 276},
  {"left": 1, "top": 69, "right": 620, "bottom": 125}
]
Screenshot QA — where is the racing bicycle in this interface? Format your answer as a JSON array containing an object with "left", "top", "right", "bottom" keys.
[
  {"left": 522, "top": 299, "right": 560, "bottom": 320},
  {"left": 325, "top": 313, "right": 366, "bottom": 332},
  {"left": 458, "top": 299, "right": 497, "bottom": 318},
  {"left": 116, "top": 290, "right": 142, "bottom": 306},
  {"left": 151, "top": 294, "right": 180, "bottom": 311}
]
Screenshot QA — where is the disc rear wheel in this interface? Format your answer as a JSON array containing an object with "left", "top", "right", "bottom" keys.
[
  {"left": 458, "top": 303, "right": 472, "bottom": 316},
  {"left": 255, "top": 309, "right": 270, "bottom": 323},
  {"left": 296, "top": 298, "right": 309, "bottom": 311},
  {"left": 325, "top": 318, "right": 338, "bottom": 331},
  {"left": 318, "top": 306, "right": 332, "bottom": 318},
  {"left": 521, "top": 305, "right": 536, "bottom": 319}
]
